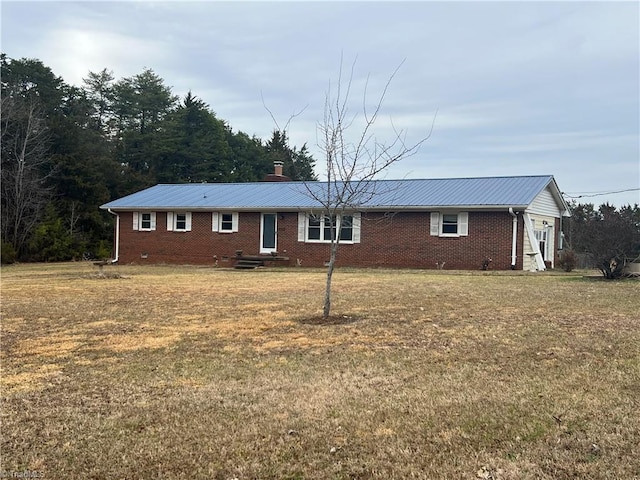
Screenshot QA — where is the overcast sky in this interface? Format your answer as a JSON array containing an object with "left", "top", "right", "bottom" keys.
[{"left": 2, "top": 1, "right": 639, "bottom": 207}]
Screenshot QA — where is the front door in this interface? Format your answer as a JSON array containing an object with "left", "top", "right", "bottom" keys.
[{"left": 261, "top": 213, "right": 277, "bottom": 253}]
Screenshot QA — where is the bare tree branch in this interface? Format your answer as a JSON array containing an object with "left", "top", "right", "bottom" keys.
[
  {"left": 1, "top": 94, "right": 53, "bottom": 255},
  {"left": 261, "top": 90, "right": 308, "bottom": 136},
  {"left": 300, "top": 57, "right": 437, "bottom": 319}
]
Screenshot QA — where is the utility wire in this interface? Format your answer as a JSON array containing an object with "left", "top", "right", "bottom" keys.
[{"left": 562, "top": 187, "right": 640, "bottom": 199}]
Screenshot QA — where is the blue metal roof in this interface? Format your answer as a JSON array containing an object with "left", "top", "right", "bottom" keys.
[{"left": 101, "top": 175, "right": 559, "bottom": 211}]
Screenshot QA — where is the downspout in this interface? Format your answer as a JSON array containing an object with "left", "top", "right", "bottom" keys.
[
  {"left": 545, "top": 222, "right": 553, "bottom": 268},
  {"left": 107, "top": 209, "right": 120, "bottom": 263},
  {"left": 509, "top": 208, "right": 518, "bottom": 270}
]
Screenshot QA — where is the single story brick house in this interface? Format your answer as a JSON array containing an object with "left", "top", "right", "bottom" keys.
[{"left": 100, "top": 173, "right": 569, "bottom": 270}]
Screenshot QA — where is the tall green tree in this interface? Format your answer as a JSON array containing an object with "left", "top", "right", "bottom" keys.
[
  {"left": 112, "top": 68, "right": 178, "bottom": 185},
  {"left": 83, "top": 68, "right": 115, "bottom": 133},
  {"left": 1, "top": 55, "right": 61, "bottom": 257},
  {"left": 1, "top": 54, "right": 320, "bottom": 262},
  {"left": 265, "top": 130, "right": 316, "bottom": 181},
  {"left": 0, "top": 93, "right": 52, "bottom": 257},
  {"left": 47, "top": 85, "right": 121, "bottom": 258},
  {"left": 112, "top": 67, "right": 177, "bottom": 135},
  {"left": 0, "top": 54, "right": 65, "bottom": 117},
  {"left": 1, "top": 55, "right": 123, "bottom": 260},
  {"left": 290, "top": 144, "right": 317, "bottom": 181},
  {"left": 226, "top": 129, "right": 271, "bottom": 181},
  {"left": 153, "top": 92, "right": 233, "bottom": 183}
]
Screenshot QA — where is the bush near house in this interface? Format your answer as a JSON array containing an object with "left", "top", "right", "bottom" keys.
[{"left": 558, "top": 250, "right": 577, "bottom": 272}]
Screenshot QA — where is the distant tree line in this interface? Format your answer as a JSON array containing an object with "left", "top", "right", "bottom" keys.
[
  {"left": 1, "top": 54, "right": 317, "bottom": 263},
  {"left": 562, "top": 202, "right": 640, "bottom": 278}
]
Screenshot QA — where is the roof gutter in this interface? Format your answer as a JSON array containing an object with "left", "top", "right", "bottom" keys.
[
  {"left": 100, "top": 204, "right": 531, "bottom": 213},
  {"left": 107, "top": 208, "right": 120, "bottom": 264}
]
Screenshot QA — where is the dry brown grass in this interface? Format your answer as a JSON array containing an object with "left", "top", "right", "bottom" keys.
[{"left": 1, "top": 262, "right": 639, "bottom": 479}]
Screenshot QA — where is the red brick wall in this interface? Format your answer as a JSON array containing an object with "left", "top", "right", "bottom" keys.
[{"left": 116, "top": 210, "right": 527, "bottom": 270}]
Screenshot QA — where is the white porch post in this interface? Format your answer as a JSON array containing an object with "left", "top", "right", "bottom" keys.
[{"left": 523, "top": 212, "right": 546, "bottom": 271}]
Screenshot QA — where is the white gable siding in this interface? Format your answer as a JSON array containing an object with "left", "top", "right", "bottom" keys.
[{"left": 527, "top": 187, "right": 561, "bottom": 217}]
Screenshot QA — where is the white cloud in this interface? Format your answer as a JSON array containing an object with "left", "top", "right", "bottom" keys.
[
  {"left": 38, "top": 27, "right": 165, "bottom": 85},
  {"left": 473, "top": 132, "right": 639, "bottom": 155},
  {"left": 1, "top": 0, "right": 638, "bottom": 206}
]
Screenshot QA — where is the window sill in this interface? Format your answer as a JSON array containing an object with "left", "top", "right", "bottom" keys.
[{"left": 305, "top": 239, "right": 354, "bottom": 244}]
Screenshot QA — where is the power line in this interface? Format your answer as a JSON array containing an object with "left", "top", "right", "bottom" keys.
[{"left": 562, "top": 187, "right": 640, "bottom": 199}]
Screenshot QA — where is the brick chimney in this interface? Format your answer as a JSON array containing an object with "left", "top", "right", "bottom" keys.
[{"left": 264, "top": 161, "right": 291, "bottom": 182}]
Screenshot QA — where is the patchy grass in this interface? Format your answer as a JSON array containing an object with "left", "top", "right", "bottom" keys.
[{"left": 1, "top": 263, "right": 638, "bottom": 479}]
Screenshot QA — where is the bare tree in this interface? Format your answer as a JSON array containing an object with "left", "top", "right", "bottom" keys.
[
  {"left": 304, "top": 58, "right": 435, "bottom": 319},
  {"left": 1, "top": 94, "right": 53, "bottom": 256}
]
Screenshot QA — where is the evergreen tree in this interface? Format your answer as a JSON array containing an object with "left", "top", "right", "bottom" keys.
[
  {"left": 226, "top": 129, "right": 271, "bottom": 181},
  {"left": 1, "top": 54, "right": 319, "bottom": 262},
  {"left": 290, "top": 144, "right": 317, "bottom": 181},
  {"left": 83, "top": 68, "right": 116, "bottom": 133},
  {"left": 153, "top": 92, "right": 233, "bottom": 183},
  {"left": 46, "top": 82, "right": 122, "bottom": 259},
  {"left": 266, "top": 130, "right": 317, "bottom": 181},
  {"left": 0, "top": 54, "right": 65, "bottom": 116},
  {"left": 1, "top": 55, "right": 59, "bottom": 257},
  {"left": 112, "top": 68, "right": 178, "bottom": 185}
]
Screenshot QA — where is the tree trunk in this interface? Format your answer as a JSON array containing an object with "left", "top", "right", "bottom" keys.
[
  {"left": 323, "top": 240, "right": 339, "bottom": 319},
  {"left": 298, "top": 58, "right": 434, "bottom": 321}
]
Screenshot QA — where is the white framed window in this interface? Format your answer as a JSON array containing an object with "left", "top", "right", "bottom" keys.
[
  {"left": 211, "top": 212, "right": 239, "bottom": 233},
  {"left": 534, "top": 229, "right": 547, "bottom": 259},
  {"left": 442, "top": 214, "right": 459, "bottom": 235},
  {"left": 133, "top": 212, "right": 156, "bottom": 231},
  {"left": 175, "top": 213, "right": 187, "bottom": 230},
  {"left": 534, "top": 222, "right": 553, "bottom": 261},
  {"left": 307, "top": 214, "right": 322, "bottom": 240},
  {"left": 297, "top": 212, "right": 360, "bottom": 243},
  {"left": 430, "top": 212, "right": 468, "bottom": 237},
  {"left": 339, "top": 215, "right": 354, "bottom": 242},
  {"left": 166, "top": 212, "right": 192, "bottom": 232}
]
